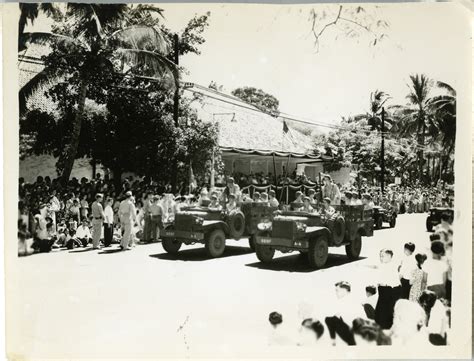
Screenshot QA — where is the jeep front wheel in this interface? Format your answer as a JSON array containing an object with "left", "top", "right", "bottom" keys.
[
  {"left": 308, "top": 236, "right": 329, "bottom": 268},
  {"left": 248, "top": 235, "right": 256, "bottom": 251},
  {"left": 346, "top": 233, "right": 362, "bottom": 260},
  {"left": 162, "top": 238, "right": 182, "bottom": 254},
  {"left": 389, "top": 216, "right": 396, "bottom": 228},
  {"left": 375, "top": 216, "right": 383, "bottom": 230},
  {"left": 255, "top": 244, "right": 275, "bottom": 263},
  {"left": 205, "top": 229, "right": 226, "bottom": 258}
]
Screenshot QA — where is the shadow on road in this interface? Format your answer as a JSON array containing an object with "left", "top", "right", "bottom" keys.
[
  {"left": 98, "top": 248, "right": 128, "bottom": 254},
  {"left": 68, "top": 247, "right": 96, "bottom": 253},
  {"left": 149, "top": 245, "right": 253, "bottom": 262},
  {"left": 245, "top": 253, "right": 367, "bottom": 273}
]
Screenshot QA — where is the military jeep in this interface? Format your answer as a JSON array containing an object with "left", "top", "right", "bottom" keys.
[
  {"left": 254, "top": 205, "right": 373, "bottom": 268},
  {"left": 161, "top": 203, "right": 277, "bottom": 258},
  {"left": 372, "top": 206, "right": 397, "bottom": 229},
  {"left": 426, "top": 207, "right": 454, "bottom": 232}
]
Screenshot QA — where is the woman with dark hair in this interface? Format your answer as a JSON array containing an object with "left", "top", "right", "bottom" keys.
[{"left": 409, "top": 253, "right": 428, "bottom": 302}]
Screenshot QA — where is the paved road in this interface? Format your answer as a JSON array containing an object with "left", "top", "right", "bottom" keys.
[{"left": 10, "top": 213, "right": 431, "bottom": 358}]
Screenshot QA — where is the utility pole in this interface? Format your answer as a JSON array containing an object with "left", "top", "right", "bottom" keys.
[
  {"left": 380, "top": 107, "right": 385, "bottom": 194},
  {"left": 171, "top": 33, "right": 179, "bottom": 192}
]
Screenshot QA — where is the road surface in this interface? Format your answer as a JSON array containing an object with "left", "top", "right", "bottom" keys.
[{"left": 9, "top": 213, "right": 432, "bottom": 358}]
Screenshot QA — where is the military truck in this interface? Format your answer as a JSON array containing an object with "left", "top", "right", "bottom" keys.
[
  {"left": 161, "top": 202, "right": 277, "bottom": 258},
  {"left": 426, "top": 207, "right": 454, "bottom": 232},
  {"left": 372, "top": 206, "right": 397, "bottom": 229},
  {"left": 254, "top": 205, "right": 374, "bottom": 268}
]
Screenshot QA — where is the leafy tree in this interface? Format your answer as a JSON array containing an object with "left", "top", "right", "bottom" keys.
[
  {"left": 231, "top": 86, "right": 280, "bottom": 115},
  {"left": 18, "top": 3, "right": 60, "bottom": 50},
  {"left": 19, "top": 4, "right": 177, "bottom": 184}
]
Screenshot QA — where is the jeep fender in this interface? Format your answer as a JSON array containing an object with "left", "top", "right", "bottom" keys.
[
  {"left": 202, "top": 220, "right": 230, "bottom": 237},
  {"left": 305, "top": 226, "right": 331, "bottom": 241}
]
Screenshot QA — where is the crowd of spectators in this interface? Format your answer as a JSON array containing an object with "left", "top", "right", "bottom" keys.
[{"left": 268, "top": 217, "right": 453, "bottom": 346}]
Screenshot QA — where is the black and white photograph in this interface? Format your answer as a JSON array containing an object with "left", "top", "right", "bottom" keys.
[{"left": 3, "top": 1, "right": 472, "bottom": 359}]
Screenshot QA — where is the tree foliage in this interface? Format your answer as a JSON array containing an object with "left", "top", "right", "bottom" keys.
[{"left": 231, "top": 86, "right": 280, "bottom": 115}]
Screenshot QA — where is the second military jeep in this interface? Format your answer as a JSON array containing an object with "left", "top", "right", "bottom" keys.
[
  {"left": 254, "top": 205, "right": 374, "bottom": 268},
  {"left": 426, "top": 207, "right": 454, "bottom": 232},
  {"left": 372, "top": 206, "right": 397, "bottom": 230},
  {"left": 161, "top": 202, "right": 277, "bottom": 258}
]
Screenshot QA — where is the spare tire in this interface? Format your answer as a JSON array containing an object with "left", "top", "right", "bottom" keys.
[
  {"left": 327, "top": 215, "right": 346, "bottom": 246},
  {"left": 228, "top": 210, "right": 245, "bottom": 240}
]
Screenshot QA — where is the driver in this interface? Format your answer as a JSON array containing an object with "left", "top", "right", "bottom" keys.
[
  {"left": 208, "top": 195, "right": 222, "bottom": 211},
  {"left": 321, "top": 197, "right": 336, "bottom": 217},
  {"left": 226, "top": 194, "right": 238, "bottom": 212},
  {"left": 301, "top": 196, "right": 315, "bottom": 213}
]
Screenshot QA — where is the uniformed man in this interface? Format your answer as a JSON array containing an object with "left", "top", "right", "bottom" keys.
[
  {"left": 118, "top": 191, "right": 136, "bottom": 250},
  {"left": 352, "top": 191, "right": 363, "bottom": 205},
  {"left": 91, "top": 193, "right": 105, "bottom": 249},
  {"left": 260, "top": 192, "right": 270, "bottom": 206},
  {"left": 322, "top": 175, "right": 341, "bottom": 205},
  {"left": 226, "top": 194, "right": 238, "bottom": 212},
  {"left": 224, "top": 177, "right": 241, "bottom": 203},
  {"left": 268, "top": 190, "right": 279, "bottom": 208},
  {"left": 343, "top": 191, "right": 353, "bottom": 206},
  {"left": 142, "top": 192, "right": 153, "bottom": 243},
  {"left": 301, "top": 196, "right": 315, "bottom": 213},
  {"left": 308, "top": 189, "right": 317, "bottom": 205},
  {"left": 321, "top": 197, "right": 336, "bottom": 217},
  {"left": 362, "top": 194, "right": 375, "bottom": 210},
  {"left": 252, "top": 192, "right": 261, "bottom": 202},
  {"left": 198, "top": 187, "right": 210, "bottom": 206},
  {"left": 294, "top": 191, "right": 304, "bottom": 203},
  {"left": 209, "top": 195, "right": 222, "bottom": 211}
]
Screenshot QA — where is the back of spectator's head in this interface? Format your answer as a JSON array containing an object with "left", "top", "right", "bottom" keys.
[
  {"left": 431, "top": 241, "right": 445, "bottom": 256},
  {"left": 301, "top": 318, "right": 324, "bottom": 339},
  {"left": 269, "top": 311, "right": 283, "bottom": 326},
  {"left": 440, "top": 213, "right": 451, "bottom": 223},
  {"left": 365, "top": 285, "right": 377, "bottom": 296},
  {"left": 380, "top": 248, "right": 394, "bottom": 258},
  {"left": 404, "top": 242, "right": 416, "bottom": 254},
  {"left": 418, "top": 290, "right": 437, "bottom": 311},
  {"left": 429, "top": 233, "right": 441, "bottom": 242},
  {"left": 414, "top": 253, "right": 427, "bottom": 268}
]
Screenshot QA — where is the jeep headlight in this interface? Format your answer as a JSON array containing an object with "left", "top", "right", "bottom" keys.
[
  {"left": 257, "top": 221, "right": 272, "bottom": 231},
  {"left": 194, "top": 217, "right": 204, "bottom": 225},
  {"left": 295, "top": 221, "right": 307, "bottom": 232}
]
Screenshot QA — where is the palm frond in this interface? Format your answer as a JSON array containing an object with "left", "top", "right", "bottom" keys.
[
  {"left": 114, "top": 48, "right": 178, "bottom": 86},
  {"left": 130, "top": 4, "right": 165, "bottom": 18},
  {"left": 20, "top": 32, "right": 88, "bottom": 52},
  {"left": 110, "top": 26, "right": 170, "bottom": 54},
  {"left": 436, "top": 81, "right": 456, "bottom": 96},
  {"left": 19, "top": 66, "right": 62, "bottom": 116}
]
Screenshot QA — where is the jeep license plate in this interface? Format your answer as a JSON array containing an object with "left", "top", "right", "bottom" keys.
[
  {"left": 259, "top": 237, "right": 272, "bottom": 244},
  {"left": 163, "top": 230, "right": 175, "bottom": 237}
]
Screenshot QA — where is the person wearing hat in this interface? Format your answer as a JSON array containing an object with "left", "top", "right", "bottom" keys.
[
  {"left": 91, "top": 193, "right": 105, "bottom": 249},
  {"left": 321, "top": 174, "right": 341, "bottom": 205},
  {"left": 226, "top": 193, "right": 238, "bottom": 212},
  {"left": 198, "top": 187, "right": 210, "bottom": 206},
  {"left": 260, "top": 192, "right": 269, "bottom": 206},
  {"left": 208, "top": 194, "right": 222, "bottom": 211},
  {"left": 301, "top": 196, "right": 315, "bottom": 213},
  {"left": 149, "top": 195, "right": 164, "bottom": 242},
  {"left": 118, "top": 191, "right": 136, "bottom": 250},
  {"left": 362, "top": 194, "right": 375, "bottom": 210},
  {"left": 343, "top": 191, "right": 353, "bottom": 206},
  {"left": 252, "top": 191, "right": 261, "bottom": 202},
  {"left": 321, "top": 197, "right": 335, "bottom": 217},
  {"left": 352, "top": 191, "right": 363, "bottom": 205},
  {"left": 307, "top": 189, "right": 317, "bottom": 205},
  {"left": 224, "top": 177, "right": 240, "bottom": 203},
  {"left": 268, "top": 190, "right": 279, "bottom": 208},
  {"left": 294, "top": 190, "right": 304, "bottom": 203}
]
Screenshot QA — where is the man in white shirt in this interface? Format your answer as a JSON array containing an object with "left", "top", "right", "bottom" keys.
[
  {"left": 425, "top": 241, "right": 448, "bottom": 299},
  {"left": 268, "top": 190, "right": 279, "bottom": 208},
  {"left": 324, "top": 281, "right": 360, "bottom": 345},
  {"left": 75, "top": 219, "right": 92, "bottom": 247},
  {"left": 399, "top": 242, "right": 417, "bottom": 299},
  {"left": 119, "top": 191, "right": 137, "bottom": 250},
  {"left": 103, "top": 197, "right": 114, "bottom": 247}
]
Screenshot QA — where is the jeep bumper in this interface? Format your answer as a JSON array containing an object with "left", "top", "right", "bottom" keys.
[
  {"left": 255, "top": 235, "right": 308, "bottom": 249},
  {"left": 161, "top": 229, "right": 205, "bottom": 241}
]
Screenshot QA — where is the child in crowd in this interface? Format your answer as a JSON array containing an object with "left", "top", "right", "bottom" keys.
[
  {"left": 75, "top": 218, "right": 92, "bottom": 247},
  {"left": 398, "top": 242, "right": 417, "bottom": 299}
]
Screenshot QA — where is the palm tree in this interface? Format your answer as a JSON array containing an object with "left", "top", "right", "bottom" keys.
[
  {"left": 352, "top": 90, "right": 394, "bottom": 132},
  {"left": 427, "top": 81, "right": 456, "bottom": 181},
  {"left": 18, "top": 3, "right": 60, "bottom": 50},
  {"left": 19, "top": 4, "right": 178, "bottom": 184},
  {"left": 396, "top": 74, "right": 433, "bottom": 180}
]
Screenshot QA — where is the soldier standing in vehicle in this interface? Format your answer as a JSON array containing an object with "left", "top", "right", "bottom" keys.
[
  {"left": 224, "top": 177, "right": 240, "bottom": 203},
  {"left": 322, "top": 175, "right": 341, "bottom": 205},
  {"left": 321, "top": 197, "right": 336, "bottom": 217}
]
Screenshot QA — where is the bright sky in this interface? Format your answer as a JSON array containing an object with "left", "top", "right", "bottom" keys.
[
  {"left": 158, "top": 2, "right": 467, "bottom": 126},
  {"left": 28, "top": 2, "right": 469, "bottom": 128}
]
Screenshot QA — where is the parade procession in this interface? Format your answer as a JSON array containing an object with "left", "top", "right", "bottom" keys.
[{"left": 8, "top": 1, "right": 468, "bottom": 359}]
